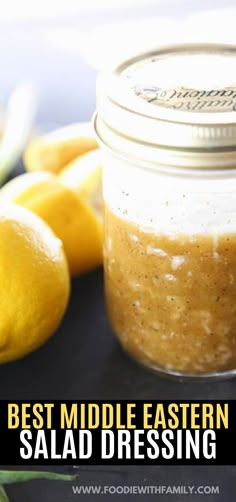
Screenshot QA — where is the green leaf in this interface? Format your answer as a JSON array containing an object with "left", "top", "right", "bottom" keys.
[
  {"left": 0, "top": 485, "right": 9, "bottom": 502},
  {"left": 0, "top": 470, "right": 78, "bottom": 485}
]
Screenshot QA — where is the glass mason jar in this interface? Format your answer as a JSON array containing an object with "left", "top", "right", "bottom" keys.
[{"left": 94, "top": 43, "right": 236, "bottom": 380}]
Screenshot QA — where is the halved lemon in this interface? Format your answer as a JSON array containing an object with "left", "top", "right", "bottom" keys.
[
  {"left": 59, "top": 148, "right": 103, "bottom": 219},
  {"left": 24, "top": 122, "right": 98, "bottom": 174}
]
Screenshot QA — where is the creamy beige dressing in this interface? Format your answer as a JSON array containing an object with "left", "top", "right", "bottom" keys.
[{"left": 104, "top": 205, "right": 236, "bottom": 374}]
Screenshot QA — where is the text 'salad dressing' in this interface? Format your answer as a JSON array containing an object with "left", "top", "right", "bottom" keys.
[{"left": 95, "top": 44, "right": 236, "bottom": 379}]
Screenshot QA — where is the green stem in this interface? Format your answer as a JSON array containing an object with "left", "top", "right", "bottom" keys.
[
  {"left": 0, "top": 83, "right": 37, "bottom": 186},
  {"left": 0, "top": 485, "right": 9, "bottom": 502},
  {"left": 0, "top": 470, "right": 78, "bottom": 485}
]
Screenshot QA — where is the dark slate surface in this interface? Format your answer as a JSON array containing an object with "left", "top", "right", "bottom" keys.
[{"left": 0, "top": 5, "right": 236, "bottom": 500}]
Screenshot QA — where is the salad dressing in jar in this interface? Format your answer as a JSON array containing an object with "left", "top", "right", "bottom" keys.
[{"left": 95, "top": 44, "right": 236, "bottom": 380}]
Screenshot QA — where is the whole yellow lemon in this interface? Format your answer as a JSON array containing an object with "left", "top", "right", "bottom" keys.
[
  {"left": 0, "top": 172, "right": 103, "bottom": 276},
  {"left": 0, "top": 203, "right": 70, "bottom": 363}
]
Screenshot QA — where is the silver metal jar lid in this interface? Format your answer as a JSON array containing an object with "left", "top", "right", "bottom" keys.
[{"left": 95, "top": 43, "right": 236, "bottom": 169}]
